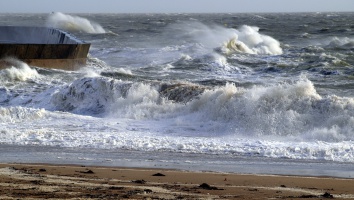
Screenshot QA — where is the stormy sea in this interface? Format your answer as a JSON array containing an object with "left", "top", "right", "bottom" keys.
[{"left": 1, "top": 12, "right": 354, "bottom": 177}]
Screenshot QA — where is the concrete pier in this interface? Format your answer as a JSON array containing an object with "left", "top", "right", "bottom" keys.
[{"left": 0, "top": 26, "right": 90, "bottom": 70}]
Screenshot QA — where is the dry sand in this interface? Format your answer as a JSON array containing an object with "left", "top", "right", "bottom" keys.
[{"left": 0, "top": 163, "right": 353, "bottom": 199}]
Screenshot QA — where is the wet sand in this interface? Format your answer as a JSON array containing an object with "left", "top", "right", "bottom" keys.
[{"left": 0, "top": 163, "right": 353, "bottom": 199}]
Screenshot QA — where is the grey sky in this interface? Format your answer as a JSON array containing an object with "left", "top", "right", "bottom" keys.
[{"left": 1, "top": 0, "right": 353, "bottom": 13}]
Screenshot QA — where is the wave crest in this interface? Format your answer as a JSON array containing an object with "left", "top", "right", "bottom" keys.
[
  {"left": 0, "top": 58, "right": 39, "bottom": 82},
  {"left": 49, "top": 75, "right": 354, "bottom": 142},
  {"left": 0, "top": 107, "right": 45, "bottom": 123},
  {"left": 221, "top": 25, "right": 283, "bottom": 55},
  {"left": 326, "top": 36, "right": 354, "bottom": 49},
  {"left": 46, "top": 12, "right": 106, "bottom": 34}
]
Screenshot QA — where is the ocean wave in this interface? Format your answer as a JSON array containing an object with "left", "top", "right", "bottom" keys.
[
  {"left": 326, "top": 36, "right": 354, "bottom": 49},
  {"left": 48, "top": 76, "right": 354, "bottom": 142},
  {"left": 1, "top": 115, "right": 352, "bottom": 162},
  {"left": 46, "top": 12, "right": 106, "bottom": 34},
  {"left": 1, "top": 76, "right": 354, "bottom": 162},
  {"left": 0, "top": 107, "right": 45, "bottom": 123},
  {"left": 50, "top": 77, "right": 130, "bottom": 115},
  {"left": 220, "top": 25, "right": 283, "bottom": 55},
  {"left": 307, "top": 36, "right": 354, "bottom": 50},
  {"left": 168, "top": 21, "right": 282, "bottom": 55},
  {"left": 187, "top": 78, "right": 354, "bottom": 141},
  {"left": 0, "top": 58, "right": 39, "bottom": 82}
]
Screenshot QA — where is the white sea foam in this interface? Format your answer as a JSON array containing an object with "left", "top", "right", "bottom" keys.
[
  {"left": 1, "top": 77, "right": 354, "bottom": 162},
  {"left": 0, "top": 58, "right": 39, "bottom": 82},
  {"left": 310, "top": 36, "right": 354, "bottom": 50},
  {"left": 50, "top": 77, "right": 124, "bottom": 115},
  {"left": 0, "top": 109, "right": 353, "bottom": 162},
  {"left": 186, "top": 79, "right": 354, "bottom": 142},
  {"left": 326, "top": 36, "right": 354, "bottom": 49},
  {"left": 44, "top": 76, "right": 354, "bottom": 143},
  {"left": 221, "top": 25, "right": 283, "bottom": 55},
  {"left": 170, "top": 22, "right": 282, "bottom": 55},
  {"left": 0, "top": 107, "right": 45, "bottom": 123},
  {"left": 1, "top": 13, "right": 354, "bottom": 165},
  {"left": 46, "top": 12, "right": 106, "bottom": 34}
]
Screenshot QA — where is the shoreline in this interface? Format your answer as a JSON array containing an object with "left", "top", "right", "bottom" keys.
[
  {"left": 1, "top": 163, "right": 354, "bottom": 199},
  {"left": 1, "top": 145, "right": 354, "bottom": 179}
]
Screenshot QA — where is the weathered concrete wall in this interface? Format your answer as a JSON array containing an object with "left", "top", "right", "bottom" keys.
[
  {"left": 0, "top": 58, "right": 88, "bottom": 71},
  {"left": 0, "top": 26, "right": 90, "bottom": 70},
  {"left": 0, "top": 26, "right": 83, "bottom": 44},
  {"left": 0, "top": 43, "right": 90, "bottom": 59}
]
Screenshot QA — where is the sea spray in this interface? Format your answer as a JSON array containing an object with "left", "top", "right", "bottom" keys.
[
  {"left": 50, "top": 77, "right": 179, "bottom": 118},
  {"left": 326, "top": 36, "right": 354, "bottom": 49},
  {"left": 186, "top": 79, "right": 354, "bottom": 141},
  {"left": 0, "top": 107, "right": 45, "bottom": 123},
  {"left": 2, "top": 13, "right": 354, "bottom": 166},
  {"left": 50, "top": 77, "right": 126, "bottom": 115},
  {"left": 1, "top": 77, "right": 354, "bottom": 162},
  {"left": 167, "top": 21, "right": 282, "bottom": 55},
  {"left": 46, "top": 12, "right": 106, "bottom": 34},
  {"left": 222, "top": 25, "right": 283, "bottom": 55},
  {"left": 0, "top": 58, "right": 39, "bottom": 82},
  {"left": 48, "top": 75, "right": 354, "bottom": 142}
]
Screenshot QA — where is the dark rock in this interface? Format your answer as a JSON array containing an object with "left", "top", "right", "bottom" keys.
[
  {"left": 321, "top": 192, "right": 334, "bottom": 198},
  {"left": 30, "top": 180, "right": 44, "bottom": 185},
  {"left": 132, "top": 179, "right": 146, "bottom": 184},
  {"left": 152, "top": 173, "right": 166, "bottom": 176},
  {"left": 108, "top": 186, "right": 124, "bottom": 190},
  {"left": 198, "top": 183, "right": 223, "bottom": 190},
  {"left": 144, "top": 189, "right": 153, "bottom": 193},
  {"left": 80, "top": 170, "right": 94, "bottom": 174},
  {"left": 298, "top": 194, "right": 318, "bottom": 198}
]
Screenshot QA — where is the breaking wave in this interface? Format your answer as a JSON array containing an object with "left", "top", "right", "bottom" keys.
[
  {"left": 46, "top": 12, "right": 106, "bottom": 34},
  {"left": 0, "top": 58, "right": 39, "bottom": 82},
  {"left": 0, "top": 107, "right": 45, "bottom": 123},
  {"left": 189, "top": 79, "right": 354, "bottom": 141},
  {"left": 171, "top": 22, "right": 282, "bottom": 55},
  {"left": 326, "top": 36, "right": 354, "bottom": 49},
  {"left": 48, "top": 76, "right": 354, "bottom": 142},
  {"left": 1, "top": 76, "right": 354, "bottom": 162},
  {"left": 221, "top": 25, "right": 283, "bottom": 55}
]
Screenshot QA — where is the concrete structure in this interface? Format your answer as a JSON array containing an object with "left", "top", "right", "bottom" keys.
[{"left": 0, "top": 26, "right": 90, "bottom": 70}]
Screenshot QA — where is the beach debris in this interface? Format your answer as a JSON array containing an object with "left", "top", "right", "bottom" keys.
[
  {"left": 144, "top": 189, "right": 153, "bottom": 194},
  {"left": 79, "top": 169, "right": 95, "bottom": 174},
  {"left": 38, "top": 168, "right": 47, "bottom": 172},
  {"left": 108, "top": 186, "right": 124, "bottom": 190},
  {"left": 297, "top": 194, "right": 317, "bottom": 198},
  {"left": 132, "top": 179, "right": 146, "bottom": 184},
  {"left": 198, "top": 183, "right": 223, "bottom": 190},
  {"left": 321, "top": 192, "right": 334, "bottom": 198},
  {"left": 292, "top": 192, "right": 334, "bottom": 199},
  {"left": 30, "top": 180, "right": 44, "bottom": 185},
  {"left": 152, "top": 172, "right": 166, "bottom": 176},
  {"left": 122, "top": 189, "right": 144, "bottom": 198}
]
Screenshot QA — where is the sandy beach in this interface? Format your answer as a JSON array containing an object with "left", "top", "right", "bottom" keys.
[{"left": 0, "top": 163, "right": 353, "bottom": 199}]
